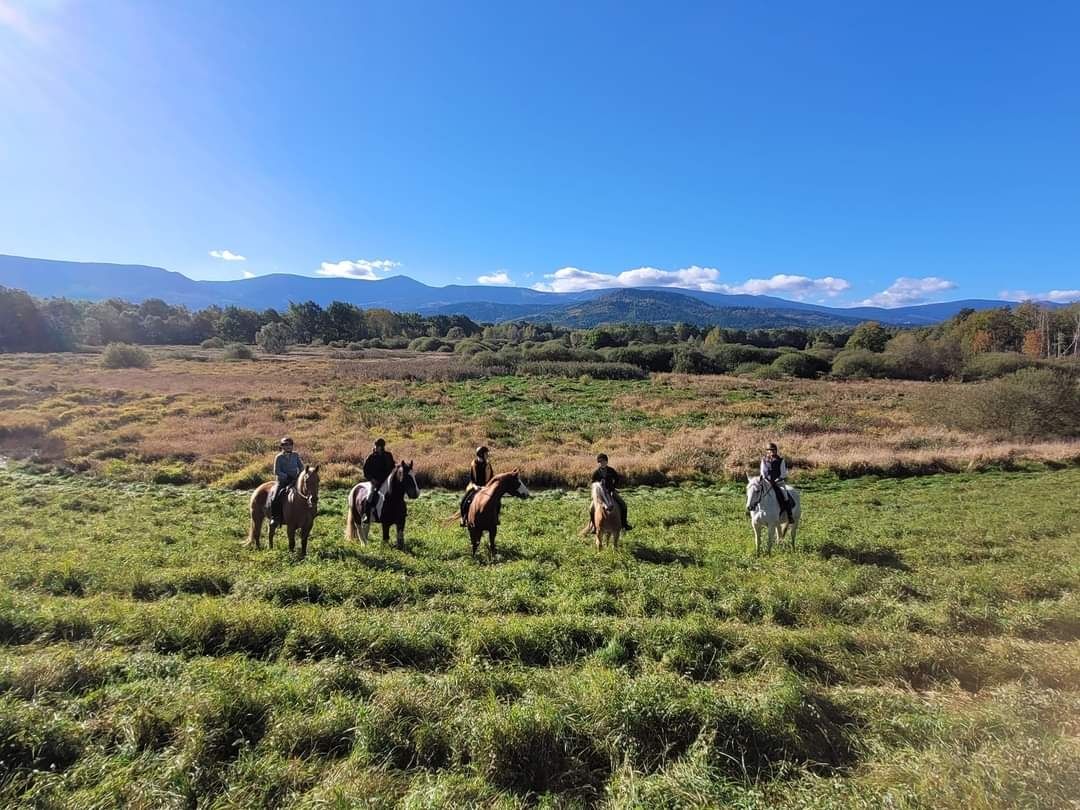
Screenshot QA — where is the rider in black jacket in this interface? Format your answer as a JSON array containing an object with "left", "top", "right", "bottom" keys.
[
  {"left": 589, "top": 453, "right": 631, "bottom": 532},
  {"left": 362, "top": 438, "right": 396, "bottom": 518}
]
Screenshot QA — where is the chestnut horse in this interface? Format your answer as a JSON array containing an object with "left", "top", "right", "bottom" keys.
[
  {"left": 248, "top": 465, "right": 320, "bottom": 557},
  {"left": 591, "top": 481, "right": 621, "bottom": 550},
  {"left": 345, "top": 460, "right": 420, "bottom": 550},
  {"left": 464, "top": 470, "right": 530, "bottom": 556}
]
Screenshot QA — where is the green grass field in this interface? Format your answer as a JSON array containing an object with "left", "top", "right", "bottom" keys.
[{"left": 1, "top": 463, "right": 1078, "bottom": 808}]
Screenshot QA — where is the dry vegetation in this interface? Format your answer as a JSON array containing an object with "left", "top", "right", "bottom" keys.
[{"left": 1, "top": 348, "right": 1077, "bottom": 490}]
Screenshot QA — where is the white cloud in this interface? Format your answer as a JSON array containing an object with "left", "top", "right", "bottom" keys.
[
  {"left": 999, "top": 289, "right": 1080, "bottom": 303},
  {"left": 316, "top": 258, "right": 401, "bottom": 280},
  {"left": 531, "top": 265, "right": 849, "bottom": 300},
  {"left": 715, "top": 274, "right": 851, "bottom": 299},
  {"left": 477, "top": 271, "right": 513, "bottom": 285},
  {"left": 209, "top": 249, "right": 247, "bottom": 262},
  {"left": 241, "top": 270, "right": 255, "bottom": 279},
  {"left": 860, "top": 276, "right": 958, "bottom": 308}
]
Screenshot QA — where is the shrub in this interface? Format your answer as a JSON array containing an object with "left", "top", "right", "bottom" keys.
[
  {"left": 408, "top": 337, "right": 448, "bottom": 352},
  {"left": 831, "top": 349, "right": 909, "bottom": 379},
  {"left": 920, "top": 367, "right": 1079, "bottom": 439},
  {"left": 770, "top": 352, "right": 830, "bottom": 378},
  {"left": 200, "top": 337, "right": 225, "bottom": 349},
  {"left": 961, "top": 351, "right": 1040, "bottom": 381},
  {"left": 672, "top": 348, "right": 721, "bottom": 375},
  {"left": 518, "top": 361, "right": 646, "bottom": 380},
  {"left": 603, "top": 345, "right": 675, "bottom": 372},
  {"left": 256, "top": 322, "right": 291, "bottom": 354},
  {"left": 101, "top": 342, "right": 152, "bottom": 369},
  {"left": 223, "top": 343, "right": 254, "bottom": 360},
  {"left": 706, "top": 344, "right": 780, "bottom": 372}
]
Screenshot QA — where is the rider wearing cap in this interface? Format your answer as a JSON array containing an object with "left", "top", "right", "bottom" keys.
[
  {"left": 760, "top": 442, "right": 794, "bottom": 522},
  {"left": 271, "top": 436, "right": 303, "bottom": 526},
  {"left": 460, "top": 446, "right": 494, "bottom": 525},
  {"left": 590, "top": 453, "right": 631, "bottom": 533},
  {"left": 362, "top": 438, "right": 396, "bottom": 518}
]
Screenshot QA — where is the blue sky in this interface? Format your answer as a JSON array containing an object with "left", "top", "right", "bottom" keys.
[{"left": 1, "top": 1, "right": 1078, "bottom": 305}]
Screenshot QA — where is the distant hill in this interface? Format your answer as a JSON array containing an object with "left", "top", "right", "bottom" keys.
[
  {"left": 0, "top": 253, "right": 1034, "bottom": 328},
  {"left": 525, "top": 289, "right": 866, "bottom": 328}
]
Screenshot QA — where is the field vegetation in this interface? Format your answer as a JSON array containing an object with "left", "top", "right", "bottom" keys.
[
  {"left": 0, "top": 462, "right": 1077, "bottom": 807},
  {"left": 0, "top": 350, "right": 1077, "bottom": 492}
]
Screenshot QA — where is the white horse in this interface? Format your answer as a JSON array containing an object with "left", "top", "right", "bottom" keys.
[{"left": 745, "top": 475, "right": 801, "bottom": 554}]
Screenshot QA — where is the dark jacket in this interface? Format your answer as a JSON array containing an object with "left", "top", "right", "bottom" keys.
[
  {"left": 591, "top": 465, "right": 620, "bottom": 490},
  {"left": 470, "top": 458, "right": 494, "bottom": 487},
  {"left": 363, "top": 450, "right": 396, "bottom": 484},
  {"left": 761, "top": 456, "right": 788, "bottom": 481}
]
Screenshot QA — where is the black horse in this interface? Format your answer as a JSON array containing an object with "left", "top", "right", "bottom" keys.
[{"left": 346, "top": 460, "right": 420, "bottom": 550}]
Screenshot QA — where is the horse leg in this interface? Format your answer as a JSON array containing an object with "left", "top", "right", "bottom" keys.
[
  {"left": 300, "top": 524, "right": 311, "bottom": 558},
  {"left": 488, "top": 526, "right": 497, "bottom": 556},
  {"left": 788, "top": 519, "right": 798, "bottom": 551},
  {"left": 596, "top": 528, "right": 602, "bottom": 551},
  {"left": 753, "top": 521, "right": 762, "bottom": 555},
  {"left": 766, "top": 522, "right": 775, "bottom": 555},
  {"left": 469, "top": 528, "right": 480, "bottom": 557},
  {"left": 396, "top": 520, "right": 405, "bottom": 551},
  {"left": 287, "top": 525, "right": 296, "bottom": 553},
  {"left": 359, "top": 505, "right": 370, "bottom": 545},
  {"left": 613, "top": 527, "right": 620, "bottom": 550},
  {"left": 267, "top": 521, "right": 276, "bottom": 550}
]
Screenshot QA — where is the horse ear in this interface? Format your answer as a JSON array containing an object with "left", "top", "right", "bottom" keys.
[
  {"left": 746, "top": 473, "right": 752, "bottom": 482},
  {"left": 512, "top": 468, "right": 519, "bottom": 475},
  {"left": 313, "top": 464, "right": 320, "bottom": 473}
]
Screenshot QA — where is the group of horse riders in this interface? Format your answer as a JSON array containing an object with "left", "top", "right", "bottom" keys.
[{"left": 270, "top": 436, "right": 795, "bottom": 530}]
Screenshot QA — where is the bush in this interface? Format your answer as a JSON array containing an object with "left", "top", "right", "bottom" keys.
[
  {"left": 200, "top": 337, "right": 225, "bottom": 349},
  {"left": 770, "top": 352, "right": 830, "bottom": 378},
  {"left": 847, "top": 321, "right": 890, "bottom": 352},
  {"left": 256, "top": 322, "right": 291, "bottom": 354},
  {"left": 831, "top": 349, "right": 909, "bottom": 379},
  {"left": 101, "top": 343, "right": 152, "bottom": 369},
  {"left": 603, "top": 345, "right": 675, "bottom": 372},
  {"left": 961, "top": 351, "right": 1040, "bottom": 381},
  {"left": 408, "top": 337, "right": 448, "bottom": 352},
  {"left": 223, "top": 343, "right": 254, "bottom": 361},
  {"left": 518, "top": 361, "right": 646, "bottom": 380},
  {"left": 672, "top": 348, "right": 721, "bottom": 375},
  {"left": 920, "top": 367, "right": 1079, "bottom": 439},
  {"left": 706, "top": 344, "right": 781, "bottom": 372}
]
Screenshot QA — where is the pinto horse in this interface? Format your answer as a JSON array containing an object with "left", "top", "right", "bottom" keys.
[
  {"left": 465, "top": 470, "right": 530, "bottom": 556},
  {"left": 248, "top": 465, "right": 320, "bottom": 557},
  {"left": 345, "top": 460, "right": 420, "bottom": 550},
  {"left": 591, "top": 481, "right": 621, "bottom": 550},
  {"left": 745, "top": 474, "right": 801, "bottom": 555}
]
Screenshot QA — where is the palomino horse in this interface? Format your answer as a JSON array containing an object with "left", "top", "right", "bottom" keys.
[
  {"left": 465, "top": 470, "right": 530, "bottom": 556},
  {"left": 591, "top": 481, "right": 621, "bottom": 550},
  {"left": 248, "top": 465, "right": 320, "bottom": 557},
  {"left": 745, "top": 475, "right": 801, "bottom": 555},
  {"left": 345, "top": 460, "right": 420, "bottom": 550}
]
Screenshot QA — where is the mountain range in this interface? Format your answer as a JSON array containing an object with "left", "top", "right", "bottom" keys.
[{"left": 0, "top": 254, "right": 1025, "bottom": 329}]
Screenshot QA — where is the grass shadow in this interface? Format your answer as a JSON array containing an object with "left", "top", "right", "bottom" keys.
[
  {"left": 631, "top": 543, "right": 697, "bottom": 566},
  {"left": 818, "top": 542, "right": 909, "bottom": 571}
]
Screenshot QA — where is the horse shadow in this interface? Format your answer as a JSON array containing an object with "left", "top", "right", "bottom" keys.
[
  {"left": 817, "top": 542, "right": 909, "bottom": 571},
  {"left": 630, "top": 543, "right": 698, "bottom": 566}
]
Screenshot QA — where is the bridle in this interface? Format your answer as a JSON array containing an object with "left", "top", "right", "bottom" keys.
[{"left": 747, "top": 477, "right": 776, "bottom": 513}]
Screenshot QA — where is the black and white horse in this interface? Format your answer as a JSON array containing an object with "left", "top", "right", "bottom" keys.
[{"left": 346, "top": 460, "right": 420, "bottom": 550}]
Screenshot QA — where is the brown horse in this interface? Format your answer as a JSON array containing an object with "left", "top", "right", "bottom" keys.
[
  {"left": 464, "top": 470, "right": 530, "bottom": 556},
  {"left": 591, "top": 481, "right": 621, "bottom": 550},
  {"left": 248, "top": 465, "right": 320, "bottom": 557},
  {"left": 344, "top": 460, "right": 420, "bottom": 550}
]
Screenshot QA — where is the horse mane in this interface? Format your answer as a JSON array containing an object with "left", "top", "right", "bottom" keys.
[{"left": 483, "top": 471, "right": 518, "bottom": 490}]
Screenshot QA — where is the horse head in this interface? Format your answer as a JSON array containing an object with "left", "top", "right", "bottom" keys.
[
  {"left": 745, "top": 474, "right": 763, "bottom": 513},
  {"left": 398, "top": 460, "right": 420, "bottom": 500},
  {"left": 300, "top": 465, "right": 320, "bottom": 509},
  {"left": 508, "top": 469, "right": 530, "bottom": 499}
]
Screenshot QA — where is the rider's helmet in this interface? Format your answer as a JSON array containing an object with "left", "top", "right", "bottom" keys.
[
  {"left": 280, "top": 436, "right": 294, "bottom": 448},
  {"left": 374, "top": 438, "right": 386, "bottom": 448},
  {"left": 596, "top": 453, "right": 608, "bottom": 463},
  {"left": 765, "top": 442, "right": 778, "bottom": 453},
  {"left": 476, "top": 446, "right": 489, "bottom": 457}
]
